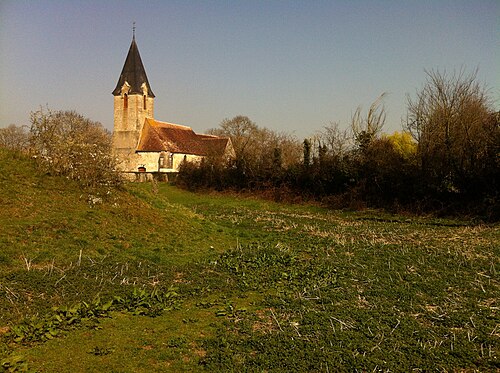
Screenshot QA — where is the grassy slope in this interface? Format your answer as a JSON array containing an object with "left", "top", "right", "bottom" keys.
[
  {"left": 0, "top": 149, "right": 239, "bottom": 319},
  {"left": 0, "top": 149, "right": 499, "bottom": 372}
]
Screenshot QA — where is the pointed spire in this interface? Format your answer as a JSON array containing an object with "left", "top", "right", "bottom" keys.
[{"left": 112, "top": 30, "right": 155, "bottom": 97}]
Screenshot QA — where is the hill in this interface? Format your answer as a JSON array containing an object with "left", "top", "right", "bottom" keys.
[
  {"left": 0, "top": 148, "right": 499, "bottom": 372},
  {"left": 0, "top": 147, "right": 237, "bottom": 321}
]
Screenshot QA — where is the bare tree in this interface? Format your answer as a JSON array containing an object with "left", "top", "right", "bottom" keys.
[
  {"left": 0, "top": 124, "right": 30, "bottom": 152},
  {"left": 274, "top": 132, "right": 302, "bottom": 168},
  {"left": 209, "top": 115, "right": 301, "bottom": 174},
  {"left": 320, "top": 121, "right": 352, "bottom": 159},
  {"left": 404, "top": 68, "right": 497, "bottom": 191},
  {"left": 208, "top": 116, "right": 258, "bottom": 159},
  {"left": 351, "top": 93, "right": 387, "bottom": 150}
]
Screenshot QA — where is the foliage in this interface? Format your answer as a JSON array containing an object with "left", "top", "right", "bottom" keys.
[
  {"left": 5, "top": 287, "right": 179, "bottom": 346},
  {"left": 179, "top": 70, "right": 499, "bottom": 218},
  {"left": 1, "top": 354, "right": 31, "bottom": 372},
  {"left": 383, "top": 131, "right": 417, "bottom": 160},
  {"left": 113, "top": 286, "right": 180, "bottom": 317},
  {"left": 87, "top": 346, "right": 114, "bottom": 356},
  {"left": 29, "top": 108, "right": 122, "bottom": 189},
  {"left": 7, "top": 297, "right": 112, "bottom": 344}
]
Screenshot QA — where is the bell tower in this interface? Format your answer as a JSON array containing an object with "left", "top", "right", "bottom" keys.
[{"left": 112, "top": 28, "right": 154, "bottom": 170}]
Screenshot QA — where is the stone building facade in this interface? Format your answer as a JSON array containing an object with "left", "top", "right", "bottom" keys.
[{"left": 112, "top": 34, "right": 233, "bottom": 176}]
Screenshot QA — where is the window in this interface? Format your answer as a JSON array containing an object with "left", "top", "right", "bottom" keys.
[
  {"left": 143, "top": 95, "right": 147, "bottom": 110},
  {"left": 124, "top": 93, "right": 128, "bottom": 109}
]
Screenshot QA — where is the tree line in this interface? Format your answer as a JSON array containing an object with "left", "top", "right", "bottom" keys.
[
  {"left": 0, "top": 68, "right": 497, "bottom": 218},
  {"left": 177, "top": 69, "right": 499, "bottom": 219}
]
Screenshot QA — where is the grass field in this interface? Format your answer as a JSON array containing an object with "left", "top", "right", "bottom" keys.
[{"left": 0, "top": 149, "right": 499, "bottom": 372}]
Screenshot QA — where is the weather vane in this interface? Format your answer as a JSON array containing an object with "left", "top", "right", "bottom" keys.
[{"left": 133, "top": 21, "right": 136, "bottom": 39}]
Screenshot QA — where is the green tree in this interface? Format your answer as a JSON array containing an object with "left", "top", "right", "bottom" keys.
[
  {"left": 303, "top": 139, "right": 311, "bottom": 168},
  {"left": 383, "top": 131, "right": 417, "bottom": 161}
]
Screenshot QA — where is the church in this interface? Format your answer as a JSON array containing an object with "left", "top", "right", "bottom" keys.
[{"left": 112, "top": 33, "right": 234, "bottom": 178}]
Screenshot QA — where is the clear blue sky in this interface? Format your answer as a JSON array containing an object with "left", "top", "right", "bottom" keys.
[{"left": 1, "top": 0, "right": 498, "bottom": 139}]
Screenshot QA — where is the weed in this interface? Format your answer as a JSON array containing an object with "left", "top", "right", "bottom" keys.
[
  {"left": 166, "top": 336, "right": 187, "bottom": 348},
  {"left": 215, "top": 302, "right": 247, "bottom": 319},
  {"left": 87, "top": 346, "right": 114, "bottom": 356},
  {"left": 113, "top": 286, "right": 180, "bottom": 316},
  {"left": 1, "top": 151, "right": 498, "bottom": 371},
  {"left": 6, "top": 297, "right": 112, "bottom": 345},
  {"left": 1, "top": 354, "right": 31, "bottom": 372}
]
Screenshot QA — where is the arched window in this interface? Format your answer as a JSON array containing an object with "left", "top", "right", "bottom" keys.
[
  {"left": 124, "top": 93, "right": 128, "bottom": 109},
  {"left": 143, "top": 95, "right": 147, "bottom": 110}
]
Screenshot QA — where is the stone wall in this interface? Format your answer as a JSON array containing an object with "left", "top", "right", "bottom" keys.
[
  {"left": 113, "top": 93, "right": 154, "bottom": 172},
  {"left": 122, "top": 171, "right": 177, "bottom": 182},
  {"left": 134, "top": 152, "right": 204, "bottom": 173}
]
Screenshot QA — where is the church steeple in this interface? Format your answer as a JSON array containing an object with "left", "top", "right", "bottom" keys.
[
  {"left": 112, "top": 33, "right": 154, "bottom": 97},
  {"left": 112, "top": 29, "right": 155, "bottom": 172}
]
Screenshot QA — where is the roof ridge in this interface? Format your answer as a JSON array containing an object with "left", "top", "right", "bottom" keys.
[
  {"left": 150, "top": 119, "right": 194, "bottom": 131},
  {"left": 136, "top": 118, "right": 232, "bottom": 157},
  {"left": 197, "top": 133, "right": 219, "bottom": 138}
]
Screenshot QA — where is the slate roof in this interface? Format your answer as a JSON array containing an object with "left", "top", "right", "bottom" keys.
[
  {"left": 136, "top": 118, "right": 232, "bottom": 157},
  {"left": 112, "top": 37, "right": 155, "bottom": 97}
]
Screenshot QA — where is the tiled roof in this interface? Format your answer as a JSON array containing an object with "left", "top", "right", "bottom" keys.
[
  {"left": 112, "top": 37, "right": 155, "bottom": 97},
  {"left": 136, "top": 118, "right": 231, "bottom": 157}
]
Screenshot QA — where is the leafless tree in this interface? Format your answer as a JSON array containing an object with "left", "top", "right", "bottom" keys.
[
  {"left": 209, "top": 115, "right": 301, "bottom": 173},
  {"left": 209, "top": 116, "right": 258, "bottom": 159},
  {"left": 404, "top": 68, "right": 497, "bottom": 191},
  {"left": 351, "top": 93, "right": 387, "bottom": 150},
  {"left": 0, "top": 124, "right": 30, "bottom": 152},
  {"left": 320, "top": 121, "right": 352, "bottom": 159},
  {"left": 274, "top": 132, "right": 302, "bottom": 168}
]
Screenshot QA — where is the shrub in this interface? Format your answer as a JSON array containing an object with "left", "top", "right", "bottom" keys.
[{"left": 29, "top": 108, "right": 122, "bottom": 189}]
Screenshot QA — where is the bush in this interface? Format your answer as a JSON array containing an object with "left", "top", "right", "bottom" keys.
[{"left": 29, "top": 108, "right": 122, "bottom": 189}]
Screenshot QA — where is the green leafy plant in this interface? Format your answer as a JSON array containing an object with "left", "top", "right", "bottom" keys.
[
  {"left": 87, "top": 346, "right": 114, "bottom": 356},
  {"left": 5, "top": 288, "right": 180, "bottom": 347},
  {"left": 113, "top": 286, "right": 179, "bottom": 317},
  {"left": 8, "top": 317, "right": 59, "bottom": 344},
  {"left": 215, "top": 302, "right": 247, "bottom": 318},
  {"left": 1, "top": 354, "right": 30, "bottom": 372}
]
